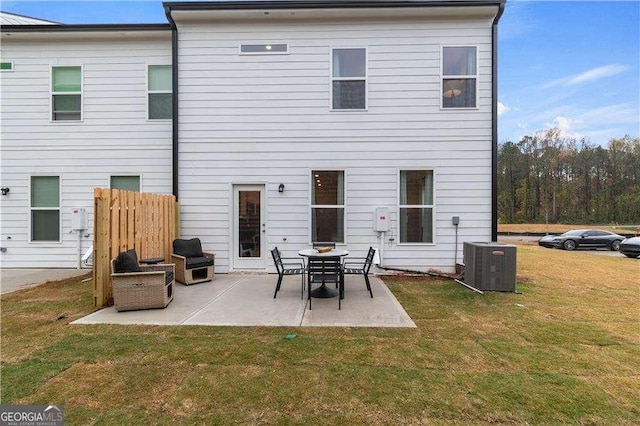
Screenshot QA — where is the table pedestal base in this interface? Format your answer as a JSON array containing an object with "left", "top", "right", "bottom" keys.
[{"left": 310, "top": 283, "right": 338, "bottom": 298}]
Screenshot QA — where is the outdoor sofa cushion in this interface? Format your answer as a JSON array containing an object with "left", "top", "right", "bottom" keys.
[
  {"left": 185, "top": 256, "right": 214, "bottom": 270},
  {"left": 114, "top": 249, "right": 142, "bottom": 273},
  {"left": 173, "top": 238, "right": 204, "bottom": 259}
]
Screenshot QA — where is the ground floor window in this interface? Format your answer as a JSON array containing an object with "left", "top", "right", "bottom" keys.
[
  {"left": 311, "top": 170, "right": 345, "bottom": 243},
  {"left": 110, "top": 175, "right": 140, "bottom": 191},
  {"left": 30, "top": 176, "right": 60, "bottom": 242},
  {"left": 399, "top": 170, "right": 434, "bottom": 243}
]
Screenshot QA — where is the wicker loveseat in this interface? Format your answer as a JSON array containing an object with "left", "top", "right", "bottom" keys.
[
  {"left": 111, "top": 249, "right": 175, "bottom": 312},
  {"left": 171, "top": 238, "right": 215, "bottom": 285}
]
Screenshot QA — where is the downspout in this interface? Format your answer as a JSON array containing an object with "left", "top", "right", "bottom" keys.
[
  {"left": 164, "top": 5, "right": 179, "bottom": 201},
  {"left": 491, "top": 1, "right": 506, "bottom": 241}
]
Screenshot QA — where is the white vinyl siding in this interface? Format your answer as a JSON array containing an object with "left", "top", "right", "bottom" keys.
[
  {"left": 0, "top": 33, "right": 172, "bottom": 267},
  {"left": 175, "top": 15, "right": 494, "bottom": 273},
  {"left": 30, "top": 175, "right": 60, "bottom": 242}
]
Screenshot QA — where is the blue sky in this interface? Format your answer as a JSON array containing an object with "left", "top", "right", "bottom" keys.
[{"left": 2, "top": 0, "right": 639, "bottom": 146}]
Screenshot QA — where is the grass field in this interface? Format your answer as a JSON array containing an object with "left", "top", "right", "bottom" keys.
[
  {"left": 499, "top": 223, "right": 638, "bottom": 234},
  {"left": 1, "top": 243, "right": 639, "bottom": 424}
]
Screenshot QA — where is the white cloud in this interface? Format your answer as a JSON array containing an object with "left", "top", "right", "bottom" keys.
[
  {"left": 539, "top": 64, "right": 629, "bottom": 89},
  {"left": 497, "top": 102, "right": 510, "bottom": 116},
  {"left": 566, "top": 64, "right": 629, "bottom": 86},
  {"left": 544, "top": 116, "right": 585, "bottom": 139}
]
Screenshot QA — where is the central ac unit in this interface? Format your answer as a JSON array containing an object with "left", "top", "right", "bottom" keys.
[{"left": 463, "top": 242, "right": 517, "bottom": 292}]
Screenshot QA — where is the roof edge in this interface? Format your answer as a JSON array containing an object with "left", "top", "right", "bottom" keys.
[
  {"left": 164, "top": 0, "right": 506, "bottom": 12},
  {"left": 1, "top": 23, "right": 171, "bottom": 33}
]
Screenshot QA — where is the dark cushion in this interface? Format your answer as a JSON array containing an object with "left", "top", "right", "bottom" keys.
[
  {"left": 114, "top": 249, "right": 142, "bottom": 273},
  {"left": 186, "top": 256, "right": 214, "bottom": 269},
  {"left": 165, "top": 271, "right": 174, "bottom": 285},
  {"left": 173, "top": 238, "right": 203, "bottom": 259}
]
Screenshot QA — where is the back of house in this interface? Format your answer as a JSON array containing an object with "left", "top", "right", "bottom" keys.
[{"left": 0, "top": 1, "right": 505, "bottom": 273}]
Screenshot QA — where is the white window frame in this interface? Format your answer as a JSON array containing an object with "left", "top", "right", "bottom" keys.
[
  {"left": 397, "top": 168, "right": 436, "bottom": 245},
  {"left": 109, "top": 174, "right": 142, "bottom": 192},
  {"left": 440, "top": 45, "right": 479, "bottom": 110},
  {"left": 50, "top": 65, "right": 83, "bottom": 122},
  {"left": 1, "top": 62, "right": 14, "bottom": 72},
  {"left": 239, "top": 43, "right": 289, "bottom": 55},
  {"left": 309, "top": 169, "right": 347, "bottom": 245},
  {"left": 29, "top": 174, "right": 62, "bottom": 243},
  {"left": 330, "top": 47, "right": 368, "bottom": 111},
  {"left": 147, "top": 64, "right": 172, "bottom": 121}
]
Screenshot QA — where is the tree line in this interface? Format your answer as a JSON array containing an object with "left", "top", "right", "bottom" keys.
[{"left": 498, "top": 130, "right": 640, "bottom": 224}]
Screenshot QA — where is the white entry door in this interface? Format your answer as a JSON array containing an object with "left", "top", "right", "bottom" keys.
[{"left": 233, "top": 185, "right": 266, "bottom": 269}]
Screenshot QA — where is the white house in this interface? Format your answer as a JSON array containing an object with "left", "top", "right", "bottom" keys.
[{"left": 0, "top": 0, "right": 506, "bottom": 273}]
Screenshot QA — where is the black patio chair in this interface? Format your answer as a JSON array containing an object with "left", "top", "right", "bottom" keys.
[
  {"left": 307, "top": 256, "right": 344, "bottom": 310},
  {"left": 271, "top": 247, "right": 305, "bottom": 299},
  {"left": 342, "top": 246, "right": 375, "bottom": 298}
]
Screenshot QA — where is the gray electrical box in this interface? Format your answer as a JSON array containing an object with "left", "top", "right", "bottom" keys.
[{"left": 463, "top": 242, "right": 517, "bottom": 292}]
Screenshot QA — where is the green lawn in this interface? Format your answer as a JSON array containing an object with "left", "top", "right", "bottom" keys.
[{"left": 2, "top": 244, "right": 639, "bottom": 424}]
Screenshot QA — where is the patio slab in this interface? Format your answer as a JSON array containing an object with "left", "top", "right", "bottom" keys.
[{"left": 72, "top": 274, "right": 416, "bottom": 328}]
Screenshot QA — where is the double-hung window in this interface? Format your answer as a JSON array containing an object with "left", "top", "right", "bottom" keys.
[
  {"left": 148, "top": 65, "right": 172, "bottom": 120},
  {"left": 110, "top": 175, "right": 140, "bottom": 192},
  {"left": 311, "top": 171, "right": 345, "bottom": 243},
  {"left": 331, "top": 48, "right": 366, "bottom": 110},
  {"left": 441, "top": 46, "right": 477, "bottom": 109},
  {"left": 52, "top": 66, "right": 82, "bottom": 121},
  {"left": 399, "top": 170, "right": 434, "bottom": 243},
  {"left": 31, "top": 176, "right": 60, "bottom": 242}
]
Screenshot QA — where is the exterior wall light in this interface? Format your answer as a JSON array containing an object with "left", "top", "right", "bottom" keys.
[
  {"left": 0, "top": 187, "right": 9, "bottom": 196},
  {"left": 278, "top": 183, "right": 285, "bottom": 193}
]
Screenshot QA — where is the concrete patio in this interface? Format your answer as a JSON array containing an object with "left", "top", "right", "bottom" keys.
[{"left": 72, "top": 273, "right": 416, "bottom": 328}]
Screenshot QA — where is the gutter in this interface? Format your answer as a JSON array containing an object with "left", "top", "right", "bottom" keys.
[
  {"left": 491, "top": 1, "right": 506, "bottom": 242},
  {"left": 164, "top": 7, "right": 180, "bottom": 201},
  {"left": 163, "top": 1, "right": 504, "bottom": 11}
]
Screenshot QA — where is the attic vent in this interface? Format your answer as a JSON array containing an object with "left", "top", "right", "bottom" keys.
[{"left": 240, "top": 43, "right": 288, "bottom": 54}]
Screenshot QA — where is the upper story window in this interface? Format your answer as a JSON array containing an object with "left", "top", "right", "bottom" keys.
[
  {"left": 441, "top": 46, "right": 477, "bottom": 109},
  {"left": 240, "top": 43, "right": 288, "bottom": 54},
  {"left": 311, "top": 170, "right": 345, "bottom": 244},
  {"left": 331, "top": 48, "right": 366, "bottom": 110},
  {"left": 399, "top": 170, "right": 435, "bottom": 244},
  {"left": 148, "top": 65, "right": 172, "bottom": 120},
  {"left": 52, "top": 66, "right": 82, "bottom": 121},
  {"left": 110, "top": 175, "right": 140, "bottom": 192},
  {"left": 31, "top": 176, "right": 60, "bottom": 242}
]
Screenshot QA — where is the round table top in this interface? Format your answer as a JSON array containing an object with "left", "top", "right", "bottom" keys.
[{"left": 298, "top": 248, "right": 349, "bottom": 257}]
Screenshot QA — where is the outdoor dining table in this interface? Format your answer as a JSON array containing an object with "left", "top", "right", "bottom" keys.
[{"left": 298, "top": 248, "right": 349, "bottom": 298}]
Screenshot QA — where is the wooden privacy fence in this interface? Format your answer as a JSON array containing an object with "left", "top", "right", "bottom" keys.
[{"left": 93, "top": 188, "right": 180, "bottom": 308}]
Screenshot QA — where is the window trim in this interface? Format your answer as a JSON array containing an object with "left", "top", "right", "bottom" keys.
[
  {"left": 50, "top": 65, "right": 83, "bottom": 122},
  {"left": 109, "top": 174, "right": 142, "bottom": 192},
  {"left": 238, "top": 42, "right": 289, "bottom": 55},
  {"left": 330, "top": 47, "right": 368, "bottom": 112},
  {"left": 1, "top": 62, "right": 14, "bottom": 72},
  {"left": 147, "top": 64, "right": 172, "bottom": 121},
  {"left": 440, "top": 45, "right": 479, "bottom": 110},
  {"left": 397, "top": 168, "right": 436, "bottom": 246},
  {"left": 309, "top": 169, "right": 347, "bottom": 245},
  {"left": 29, "top": 174, "right": 62, "bottom": 244}
]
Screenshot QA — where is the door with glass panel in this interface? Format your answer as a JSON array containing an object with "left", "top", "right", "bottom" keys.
[{"left": 233, "top": 185, "right": 265, "bottom": 269}]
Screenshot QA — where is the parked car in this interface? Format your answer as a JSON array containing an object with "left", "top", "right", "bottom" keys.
[
  {"left": 538, "top": 229, "right": 625, "bottom": 251},
  {"left": 619, "top": 236, "right": 640, "bottom": 258}
]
